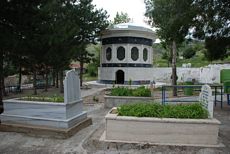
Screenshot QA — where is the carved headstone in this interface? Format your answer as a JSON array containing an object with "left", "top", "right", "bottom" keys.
[
  {"left": 64, "top": 70, "right": 81, "bottom": 104},
  {"left": 199, "top": 85, "right": 214, "bottom": 118}
]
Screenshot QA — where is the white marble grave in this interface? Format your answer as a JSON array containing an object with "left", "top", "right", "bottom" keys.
[
  {"left": 199, "top": 85, "right": 214, "bottom": 118},
  {"left": 0, "top": 70, "right": 88, "bottom": 129},
  {"left": 64, "top": 70, "right": 81, "bottom": 103}
]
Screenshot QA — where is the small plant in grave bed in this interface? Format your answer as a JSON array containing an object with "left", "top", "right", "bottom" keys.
[
  {"left": 117, "top": 103, "right": 209, "bottom": 119},
  {"left": 20, "top": 95, "right": 64, "bottom": 103},
  {"left": 110, "top": 86, "right": 151, "bottom": 97},
  {"left": 93, "top": 96, "right": 99, "bottom": 102}
]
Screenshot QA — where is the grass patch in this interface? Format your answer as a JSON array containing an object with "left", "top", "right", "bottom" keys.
[
  {"left": 111, "top": 86, "right": 151, "bottom": 97},
  {"left": 20, "top": 95, "right": 64, "bottom": 103},
  {"left": 117, "top": 103, "right": 208, "bottom": 119},
  {"left": 83, "top": 74, "right": 97, "bottom": 81},
  {"left": 155, "top": 54, "right": 230, "bottom": 68}
]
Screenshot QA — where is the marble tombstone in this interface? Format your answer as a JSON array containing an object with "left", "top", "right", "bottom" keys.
[{"left": 0, "top": 70, "right": 89, "bottom": 129}]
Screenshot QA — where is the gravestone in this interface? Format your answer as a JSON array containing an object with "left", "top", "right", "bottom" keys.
[
  {"left": 0, "top": 69, "right": 91, "bottom": 137},
  {"left": 199, "top": 85, "right": 214, "bottom": 118},
  {"left": 64, "top": 70, "right": 81, "bottom": 103}
]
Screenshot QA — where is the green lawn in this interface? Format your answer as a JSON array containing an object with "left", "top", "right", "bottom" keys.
[
  {"left": 154, "top": 54, "right": 230, "bottom": 67},
  {"left": 83, "top": 74, "right": 97, "bottom": 81}
]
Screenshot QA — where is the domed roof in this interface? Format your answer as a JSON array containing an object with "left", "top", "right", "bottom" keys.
[{"left": 110, "top": 23, "right": 154, "bottom": 32}]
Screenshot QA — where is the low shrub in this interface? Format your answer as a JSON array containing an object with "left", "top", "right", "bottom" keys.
[
  {"left": 110, "top": 86, "right": 151, "bottom": 97},
  {"left": 132, "top": 86, "right": 151, "bottom": 97},
  {"left": 110, "top": 87, "right": 132, "bottom": 96},
  {"left": 117, "top": 103, "right": 208, "bottom": 119}
]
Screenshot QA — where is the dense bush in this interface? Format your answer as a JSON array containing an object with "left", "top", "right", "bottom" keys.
[
  {"left": 87, "top": 63, "right": 98, "bottom": 77},
  {"left": 117, "top": 103, "right": 208, "bottom": 119},
  {"left": 182, "top": 47, "right": 196, "bottom": 59},
  {"left": 110, "top": 86, "right": 151, "bottom": 97}
]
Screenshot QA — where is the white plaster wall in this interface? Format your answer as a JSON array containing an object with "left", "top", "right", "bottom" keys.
[
  {"left": 99, "top": 64, "right": 230, "bottom": 84},
  {"left": 99, "top": 67, "right": 153, "bottom": 81},
  {"left": 151, "top": 64, "right": 230, "bottom": 83}
]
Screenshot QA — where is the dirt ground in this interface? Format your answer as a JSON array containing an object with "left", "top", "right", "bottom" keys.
[{"left": 1, "top": 88, "right": 230, "bottom": 154}]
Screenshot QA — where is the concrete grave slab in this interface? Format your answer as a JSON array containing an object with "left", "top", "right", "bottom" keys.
[{"left": 0, "top": 69, "right": 92, "bottom": 138}]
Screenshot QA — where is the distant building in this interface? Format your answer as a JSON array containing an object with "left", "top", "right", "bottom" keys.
[{"left": 98, "top": 23, "right": 156, "bottom": 84}]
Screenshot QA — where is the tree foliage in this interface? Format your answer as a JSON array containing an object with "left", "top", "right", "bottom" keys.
[
  {"left": 72, "top": 0, "right": 109, "bottom": 86},
  {"left": 0, "top": 0, "right": 108, "bottom": 112},
  {"left": 112, "top": 12, "right": 131, "bottom": 25},
  {"left": 145, "top": 0, "right": 195, "bottom": 96},
  {"left": 182, "top": 47, "right": 196, "bottom": 59},
  {"left": 192, "top": 0, "right": 230, "bottom": 61}
]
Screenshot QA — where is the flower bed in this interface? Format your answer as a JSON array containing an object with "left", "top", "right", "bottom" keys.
[
  {"left": 118, "top": 103, "right": 208, "bottom": 119},
  {"left": 110, "top": 86, "right": 151, "bottom": 97},
  {"left": 19, "top": 95, "right": 64, "bottom": 103},
  {"left": 104, "top": 86, "right": 153, "bottom": 108}
]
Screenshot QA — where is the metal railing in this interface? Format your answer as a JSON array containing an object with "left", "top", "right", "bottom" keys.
[{"left": 161, "top": 85, "right": 224, "bottom": 108}]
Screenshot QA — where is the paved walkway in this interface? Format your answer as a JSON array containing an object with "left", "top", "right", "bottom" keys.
[{"left": 81, "top": 87, "right": 106, "bottom": 98}]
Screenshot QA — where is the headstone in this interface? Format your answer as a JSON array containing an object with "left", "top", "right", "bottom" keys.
[
  {"left": 150, "top": 80, "right": 156, "bottom": 98},
  {"left": 199, "top": 85, "right": 214, "bottom": 118},
  {"left": 64, "top": 70, "right": 81, "bottom": 104}
]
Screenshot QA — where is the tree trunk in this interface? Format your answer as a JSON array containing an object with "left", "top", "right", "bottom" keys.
[
  {"left": 45, "top": 68, "right": 48, "bottom": 92},
  {"left": 59, "top": 70, "right": 64, "bottom": 93},
  {"left": 52, "top": 70, "right": 55, "bottom": 87},
  {"left": 33, "top": 69, "right": 37, "bottom": 95},
  {"left": 56, "top": 70, "right": 59, "bottom": 88},
  {"left": 2, "top": 77, "right": 6, "bottom": 96},
  {"left": 0, "top": 51, "right": 3, "bottom": 113},
  {"left": 18, "top": 64, "right": 22, "bottom": 89},
  {"left": 80, "top": 61, "right": 84, "bottom": 87},
  {"left": 172, "top": 40, "right": 177, "bottom": 96}
]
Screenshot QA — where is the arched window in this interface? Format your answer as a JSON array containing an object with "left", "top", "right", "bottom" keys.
[
  {"left": 131, "top": 47, "right": 139, "bottom": 61},
  {"left": 106, "top": 47, "right": 112, "bottom": 61},
  {"left": 117, "top": 46, "right": 125, "bottom": 61},
  {"left": 143, "top": 48, "right": 148, "bottom": 61}
]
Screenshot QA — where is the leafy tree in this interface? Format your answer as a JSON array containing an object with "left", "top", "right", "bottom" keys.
[
  {"left": 74, "top": 44, "right": 95, "bottom": 86},
  {"left": 204, "top": 37, "right": 229, "bottom": 61},
  {"left": 192, "top": 0, "right": 230, "bottom": 61},
  {"left": 145, "top": 0, "right": 195, "bottom": 96},
  {"left": 0, "top": 0, "right": 108, "bottom": 112},
  {"left": 112, "top": 12, "right": 131, "bottom": 25},
  {"left": 0, "top": 0, "right": 44, "bottom": 112},
  {"left": 86, "top": 44, "right": 101, "bottom": 77},
  {"left": 40, "top": 0, "right": 80, "bottom": 93},
  {"left": 72, "top": 0, "right": 109, "bottom": 86}
]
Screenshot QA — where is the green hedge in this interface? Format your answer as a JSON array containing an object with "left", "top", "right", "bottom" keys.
[
  {"left": 110, "top": 86, "right": 151, "bottom": 97},
  {"left": 117, "top": 103, "right": 208, "bottom": 119}
]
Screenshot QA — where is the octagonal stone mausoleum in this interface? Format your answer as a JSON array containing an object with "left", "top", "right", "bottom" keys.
[{"left": 98, "top": 23, "right": 156, "bottom": 85}]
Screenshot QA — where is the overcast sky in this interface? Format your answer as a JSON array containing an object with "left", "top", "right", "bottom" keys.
[
  {"left": 92, "top": 0, "right": 146, "bottom": 24},
  {"left": 92, "top": 0, "right": 160, "bottom": 43}
]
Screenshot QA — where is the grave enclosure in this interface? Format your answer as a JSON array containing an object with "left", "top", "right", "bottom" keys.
[
  {"left": 0, "top": 70, "right": 92, "bottom": 138},
  {"left": 104, "top": 85, "right": 221, "bottom": 146}
]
